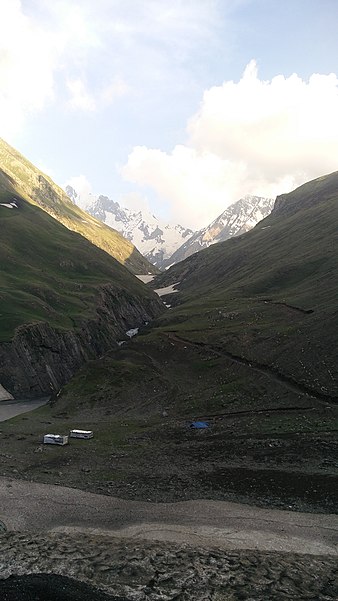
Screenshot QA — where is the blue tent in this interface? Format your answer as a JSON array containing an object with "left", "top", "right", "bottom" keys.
[{"left": 189, "top": 421, "right": 209, "bottom": 429}]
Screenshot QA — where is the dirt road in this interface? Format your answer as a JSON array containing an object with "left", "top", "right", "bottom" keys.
[
  {"left": 0, "top": 398, "right": 48, "bottom": 422},
  {"left": 0, "top": 477, "right": 337, "bottom": 555}
]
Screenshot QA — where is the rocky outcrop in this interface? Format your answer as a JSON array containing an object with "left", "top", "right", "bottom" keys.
[{"left": 0, "top": 286, "right": 163, "bottom": 399}]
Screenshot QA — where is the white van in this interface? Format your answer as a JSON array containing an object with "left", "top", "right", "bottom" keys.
[
  {"left": 43, "top": 434, "right": 69, "bottom": 445},
  {"left": 69, "top": 429, "right": 93, "bottom": 439}
]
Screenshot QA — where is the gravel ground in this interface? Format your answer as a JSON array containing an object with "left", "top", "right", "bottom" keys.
[
  {"left": 0, "top": 533, "right": 337, "bottom": 600},
  {"left": 0, "top": 477, "right": 337, "bottom": 555}
]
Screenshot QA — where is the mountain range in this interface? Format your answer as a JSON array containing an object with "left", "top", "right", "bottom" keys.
[
  {"left": 66, "top": 186, "right": 274, "bottom": 269},
  {"left": 66, "top": 186, "right": 193, "bottom": 268},
  {"left": 152, "top": 170, "right": 338, "bottom": 405}
]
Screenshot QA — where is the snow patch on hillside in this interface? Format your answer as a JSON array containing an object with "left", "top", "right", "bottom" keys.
[
  {"left": 0, "top": 201, "right": 18, "bottom": 209},
  {"left": 154, "top": 282, "right": 180, "bottom": 296}
]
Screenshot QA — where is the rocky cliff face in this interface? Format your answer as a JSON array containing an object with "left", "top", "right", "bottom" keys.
[
  {"left": 0, "top": 286, "right": 163, "bottom": 399},
  {"left": 0, "top": 384, "right": 13, "bottom": 401}
]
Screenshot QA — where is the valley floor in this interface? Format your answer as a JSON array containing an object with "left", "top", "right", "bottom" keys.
[
  {"left": 0, "top": 401, "right": 336, "bottom": 514},
  {"left": 0, "top": 316, "right": 337, "bottom": 598}
]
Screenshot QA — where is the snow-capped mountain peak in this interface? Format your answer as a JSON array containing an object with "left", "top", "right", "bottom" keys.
[
  {"left": 162, "top": 195, "right": 275, "bottom": 267},
  {"left": 66, "top": 187, "right": 274, "bottom": 270},
  {"left": 69, "top": 192, "right": 194, "bottom": 268}
]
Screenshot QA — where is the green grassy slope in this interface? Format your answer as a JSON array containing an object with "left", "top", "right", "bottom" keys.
[
  {"left": 0, "top": 138, "right": 157, "bottom": 275},
  {"left": 0, "top": 180, "right": 161, "bottom": 342}
]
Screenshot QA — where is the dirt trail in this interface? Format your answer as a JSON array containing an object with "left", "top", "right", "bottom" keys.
[
  {"left": 0, "top": 478, "right": 337, "bottom": 555},
  {"left": 165, "top": 332, "right": 338, "bottom": 405},
  {"left": 260, "top": 299, "right": 314, "bottom": 314},
  {"left": 0, "top": 398, "right": 49, "bottom": 422}
]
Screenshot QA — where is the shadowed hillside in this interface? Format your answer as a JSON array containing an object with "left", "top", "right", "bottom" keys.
[
  {"left": 149, "top": 171, "right": 338, "bottom": 400},
  {"left": 154, "top": 171, "right": 338, "bottom": 308}
]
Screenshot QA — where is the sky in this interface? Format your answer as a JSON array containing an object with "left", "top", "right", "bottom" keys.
[{"left": 1, "top": 0, "right": 338, "bottom": 229}]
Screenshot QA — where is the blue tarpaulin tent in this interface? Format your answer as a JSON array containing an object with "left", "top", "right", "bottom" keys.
[{"left": 189, "top": 421, "right": 209, "bottom": 429}]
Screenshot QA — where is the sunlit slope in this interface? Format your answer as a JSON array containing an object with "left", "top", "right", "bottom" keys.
[
  {"left": 0, "top": 177, "right": 161, "bottom": 342},
  {"left": 0, "top": 138, "right": 157, "bottom": 274}
]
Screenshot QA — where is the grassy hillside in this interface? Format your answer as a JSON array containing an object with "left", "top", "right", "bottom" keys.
[
  {"left": 0, "top": 138, "right": 157, "bottom": 275},
  {"left": 2, "top": 171, "right": 337, "bottom": 512},
  {"left": 0, "top": 178, "right": 161, "bottom": 343}
]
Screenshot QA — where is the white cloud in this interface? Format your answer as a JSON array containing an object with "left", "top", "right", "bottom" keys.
[
  {"left": 67, "top": 79, "right": 96, "bottom": 111},
  {"left": 100, "top": 0, "right": 221, "bottom": 51},
  {"left": 122, "top": 145, "right": 247, "bottom": 228},
  {"left": 0, "top": 1, "right": 106, "bottom": 136},
  {"left": 66, "top": 75, "right": 132, "bottom": 111},
  {"left": 122, "top": 61, "right": 338, "bottom": 228},
  {"left": 188, "top": 60, "right": 338, "bottom": 180},
  {"left": 101, "top": 77, "right": 130, "bottom": 105},
  {"left": 0, "top": 0, "right": 222, "bottom": 137},
  {"left": 64, "top": 174, "right": 155, "bottom": 218},
  {"left": 118, "top": 191, "right": 152, "bottom": 215},
  {"left": 0, "top": 0, "right": 61, "bottom": 138}
]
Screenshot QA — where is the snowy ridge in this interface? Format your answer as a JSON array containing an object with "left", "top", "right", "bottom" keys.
[
  {"left": 66, "top": 186, "right": 274, "bottom": 270},
  {"left": 66, "top": 187, "right": 193, "bottom": 269},
  {"left": 163, "top": 195, "right": 275, "bottom": 267}
]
